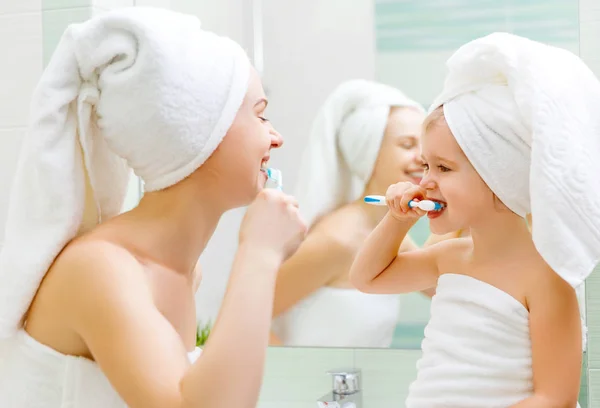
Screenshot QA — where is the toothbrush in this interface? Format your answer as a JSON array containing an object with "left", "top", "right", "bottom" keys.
[
  {"left": 363, "top": 195, "right": 444, "bottom": 212},
  {"left": 265, "top": 167, "right": 283, "bottom": 191}
]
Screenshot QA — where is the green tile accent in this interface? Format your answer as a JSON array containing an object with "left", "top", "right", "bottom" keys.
[
  {"left": 587, "top": 264, "right": 600, "bottom": 369},
  {"left": 354, "top": 348, "right": 421, "bottom": 402},
  {"left": 589, "top": 369, "right": 600, "bottom": 408},
  {"left": 390, "top": 322, "right": 426, "bottom": 350},
  {"left": 580, "top": 355, "right": 589, "bottom": 408},
  {"left": 259, "top": 347, "right": 354, "bottom": 403},
  {"left": 374, "top": 0, "right": 579, "bottom": 52}
]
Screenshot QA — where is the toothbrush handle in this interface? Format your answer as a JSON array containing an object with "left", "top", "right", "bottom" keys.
[{"left": 364, "top": 195, "right": 387, "bottom": 206}]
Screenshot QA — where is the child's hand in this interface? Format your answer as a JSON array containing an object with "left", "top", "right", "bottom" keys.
[{"left": 385, "top": 182, "right": 428, "bottom": 221}]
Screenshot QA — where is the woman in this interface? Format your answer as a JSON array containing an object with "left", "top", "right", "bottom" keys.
[
  {"left": 0, "top": 7, "right": 306, "bottom": 408},
  {"left": 270, "top": 80, "right": 457, "bottom": 348}
]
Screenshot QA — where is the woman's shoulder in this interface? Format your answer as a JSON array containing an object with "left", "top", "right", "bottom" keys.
[
  {"left": 36, "top": 234, "right": 148, "bottom": 322},
  {"left": 58, "top": 235, "right": 139, "bottom": 273},
  {"left": 25, "top": 236, "right": 147, "bottom": 358},
  {"left": 310, "top": 205, "right": 373, "bottom": 249}
]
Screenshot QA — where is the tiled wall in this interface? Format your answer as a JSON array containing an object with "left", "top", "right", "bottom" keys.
[
  {"left": 0, "top": 0, "right": 43, "bottom": 250},
  {"left": 258, "top": 347, "right": 421, "bottom": 408},
  {"left": 586, "top": 270, "right": 599, "bottom": 407},
  {"left": 41, "top": 0, "right": 147, "bottom": 211},
  {"left": 580, "top": 0, "right": 600, "bottom": 405}
]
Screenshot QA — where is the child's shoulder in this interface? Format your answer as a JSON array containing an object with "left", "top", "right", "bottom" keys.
[
  {"left": 426, "top": 236, "right": 473, "bottom": 274},
  {"left": 524, "top": 256, "right": 578, "bottom": 309},
  {"left": 431, "top": 236, "right": 473, "bottom": 258}
]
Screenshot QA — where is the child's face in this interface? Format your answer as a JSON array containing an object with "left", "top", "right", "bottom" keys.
[{"left": 419, "top": 118, "right": 498, "bottom": 234}]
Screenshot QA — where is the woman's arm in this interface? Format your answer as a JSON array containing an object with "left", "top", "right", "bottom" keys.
[
  {"left": 271, "top": 229, "right": 355, "bottom": 319},
  {"left": 510, "top": 267, "right": 582, "bottom": 408},
  {"left": 61, "top": 240, "right": 284, "bottom": 408}
]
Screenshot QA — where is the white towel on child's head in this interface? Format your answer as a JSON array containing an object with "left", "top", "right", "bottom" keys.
[
  {"left": 430, "top": 32, "right": 600, "bottom": 288},
  {"left": 295, "top": 79, "right": 423, "bottom": 227},
  {"left": 0, "top": 7, "right": 250, "bottom": 338}
]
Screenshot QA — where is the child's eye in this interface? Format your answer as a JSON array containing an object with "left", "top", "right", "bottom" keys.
[
  {"left": 438, "top": 165, "right": 450, "bottom": 172},
  {"left": 259, "top": 117, "right": 270, "bottom": 123}
]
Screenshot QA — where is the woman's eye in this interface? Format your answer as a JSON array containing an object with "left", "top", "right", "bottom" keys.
[{"left": 259, "top": 117, "right": 269, "bottom": 123}]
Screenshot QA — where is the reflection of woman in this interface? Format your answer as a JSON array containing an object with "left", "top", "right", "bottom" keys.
[
  {"left": 271, "top": 80, "right": 443, "bottom": 348},
  {"left": 0, "top": 8, "right": 306, "bottom": 408}
]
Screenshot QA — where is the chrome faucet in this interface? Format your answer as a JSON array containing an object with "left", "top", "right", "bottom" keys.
[{"left": 316, "top": 369, "right": 362, "bottom": 408}]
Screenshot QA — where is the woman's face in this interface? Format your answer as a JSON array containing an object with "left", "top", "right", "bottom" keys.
[
  {"left": 367, "top": 107, "right": 426, "bottom": 193},
  {"left": 204, "top": 68, "right": 283, "bottom": 208}
]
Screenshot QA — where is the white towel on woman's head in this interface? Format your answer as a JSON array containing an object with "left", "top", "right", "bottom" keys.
[
  {"left": 0, "top": 7, "right": 250, "bottom": 338},
  {"left": 295, "top": 79, "right": 423, "bottom": 228},
  {"left": 430, "top": 32, "right": 600, "bottom": 288}
]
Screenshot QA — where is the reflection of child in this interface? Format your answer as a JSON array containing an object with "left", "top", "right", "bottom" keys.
[{"left": 350, "top": 33, "right": 600, "bottom": 407}]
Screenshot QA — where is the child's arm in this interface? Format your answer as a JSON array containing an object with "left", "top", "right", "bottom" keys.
[
  {"left": 419, "top": 229, "right": 467, "bottom": 297},
  {"left": 510, "top": 267, "right": 582, "bottom": 408},
  {"left": 349, "top": 182, "right": 445, "bottom": 294}
]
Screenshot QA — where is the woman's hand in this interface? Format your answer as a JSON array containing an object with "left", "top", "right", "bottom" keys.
[{"left": 239, "top": 189, "right": 308, "bottom": 264}]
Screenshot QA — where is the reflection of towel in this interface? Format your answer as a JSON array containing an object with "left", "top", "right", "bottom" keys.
[
  {"left": 295, "top": 79, "right": 423, "bottom": 227},
  {"left": 0, "top": 7, "right": 250, "bottom": 338},
  {"left": 430, "top": 32, "right": 600, "bottom": 288}
]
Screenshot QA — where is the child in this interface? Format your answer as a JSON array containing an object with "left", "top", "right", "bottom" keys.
[{"left": 350, "top": 32, "right": 600, "bottom": 407}]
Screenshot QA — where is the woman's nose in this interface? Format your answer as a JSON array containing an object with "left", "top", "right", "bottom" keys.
[
  {"left": 414, "top": 151, "right": 425, "bottom": 166},
  {"left": 270, "top": 126, "right": 283, "bottom": 148}
]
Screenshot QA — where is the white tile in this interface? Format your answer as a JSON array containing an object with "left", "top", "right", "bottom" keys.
[
  {"left": 42, "top": 7, "right": 92, "bottom": 66},
  {"left": 0, "top": 0, "right": 41, "bottom": 15},
  {"left": 580, "top": 22, "right": 600, "bottom": 59},
  {"left": 0, "top": 13, "right": 43, "bottom": 128},
  {"left": 135, "top": 0, "right": 170, "bottom": 8},
  {"left": 92, "top": 0, "right": 133, "bottom": 10},
  {"left": 580, "top": 0, "right": 600, "bottom": 20},
  {"left": 581, "top": 58, "right": 600, "bottom": 81},
  {"left": 580, "top": 7, "right": 600, "bottom": 25},
  {"left": 0, "top": 128, "right": 27, "bottom": 236}
]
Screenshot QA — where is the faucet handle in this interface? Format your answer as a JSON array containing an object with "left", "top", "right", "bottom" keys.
[{"left": 326, "top": 369, "right": 361, "bottom": 395}]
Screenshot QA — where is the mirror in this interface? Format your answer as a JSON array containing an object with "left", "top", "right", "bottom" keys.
[{"left": 123, "top": 0, "right": 585, "bottom": 351}]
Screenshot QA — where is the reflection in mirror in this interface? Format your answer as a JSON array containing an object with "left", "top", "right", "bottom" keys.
[
  {"left": 259, "top": 0, "right": 586, "bottom": 353},
  {"left": 122, "top": 0, "right": 590, "bottom": 405},
  {"left": 150, "top": 0, "right": 587, "bottom": 356},
  {"left": 269, "top": 80, "right": 455, "bottom": 349}
]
